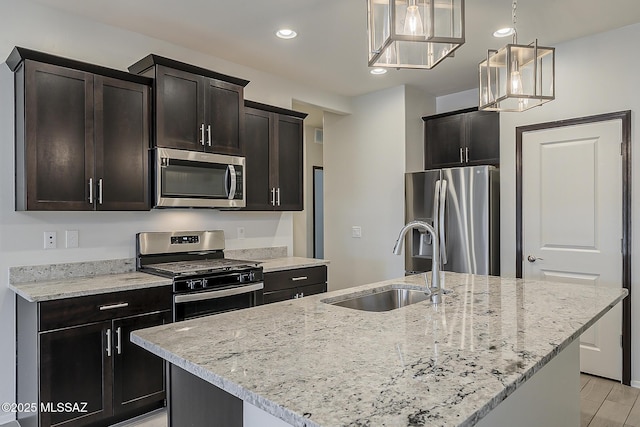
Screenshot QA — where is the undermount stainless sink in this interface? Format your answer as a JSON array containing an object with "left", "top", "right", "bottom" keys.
[{"left": 327, "top": 288, "right": 430, "bottom": 312}]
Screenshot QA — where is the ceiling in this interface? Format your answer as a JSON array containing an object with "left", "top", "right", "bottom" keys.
[{"left": 29, "top": 0, "right": 640, "bottom": 98}]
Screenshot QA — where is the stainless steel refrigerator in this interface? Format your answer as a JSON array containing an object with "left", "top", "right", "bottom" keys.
[{"left": 404, "top": 166, "right": 500, "bottom": 275}]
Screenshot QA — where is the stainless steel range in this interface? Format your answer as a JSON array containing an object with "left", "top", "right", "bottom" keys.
[{"left": 136, "top": 230, "right": 264, "bottom": 321}]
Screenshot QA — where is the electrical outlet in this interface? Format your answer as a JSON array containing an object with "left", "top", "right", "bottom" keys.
[
  {"left": 44, "top": 231, "right": 57, "bottom": 249},
  {"left": 65, "top": 230, "right": 79, "bottom": 248},
  {"left": 237, "top": 227, "right": 245, "bottom": 240},
  {"left": 352, "top": 226, "right": 362, "bottom": 238}
]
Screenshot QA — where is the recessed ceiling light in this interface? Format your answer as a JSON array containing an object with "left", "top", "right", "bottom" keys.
[
  {"left": 276, "top": 29, "right": 297, "bottom": 39},
  {"left": 370, "top": 68, "right": 387, "bottom": 75},
  {"left": 493, "top": 27, "right": 515, "bottom": 38}
]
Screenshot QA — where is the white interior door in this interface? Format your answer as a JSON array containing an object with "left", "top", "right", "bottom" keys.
[{"left": 522, "top": 120, "right": 622, "bottom": 380}]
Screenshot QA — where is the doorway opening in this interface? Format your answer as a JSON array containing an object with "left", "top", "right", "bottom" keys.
[{"left": 313, "top": 166, "right": 324, "bottom": 259}]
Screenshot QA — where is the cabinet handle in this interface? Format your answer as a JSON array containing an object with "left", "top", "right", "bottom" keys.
[
  {"left": 88, "top": 178, "right": 93, "bottom": 204},
  {"left": 98, "top": 178, "right": 103, "bottom": 205},
  {"left": 207, "top": 124, "right": 212, "bottom": 147},
  {"left": 276, "top": 187, "right": 281, "bottom": 206},
  {"left": 200, "top": 124, "right": 205, "bottom": 146},
  {"left": 291, "top": 276, "right": 308, "bottom": 281},
  {"left": 106, "top": 328, "right": 112, "bottom": 357},
  {"left": 459, "top": 148, "right": 464, "bottom": 163},
  {"left": 115, "top": 326, "right": 122, "bottom": 355},
  {"left": 271, "top": 188, "right": 276, "bottom": 206},
  {"left": 465, "top": 147, "right": 469, "bottom": 163},
  {"left": 99, "top": 302, "right": 129, "bottom": 311}
]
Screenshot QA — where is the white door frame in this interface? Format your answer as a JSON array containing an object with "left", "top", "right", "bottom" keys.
[{"left": 515, "top": 111, "right": 631, "bottom": 385}]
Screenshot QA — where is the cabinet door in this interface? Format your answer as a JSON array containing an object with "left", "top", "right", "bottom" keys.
[
  {"left": 465, "top": 111, "right": 500, "bottom": 165},
  {"left": 244, "top": 107, "right": 273, "bottom": 210},
  {"left": 40, "top": 321, "right": 112, "bottom": 427},
  {"left": 204, "top": 79, "right": 244, "bottom": 156},
  {"left": 274, "top": 115, "right": 303, "bottom": 210},
  {"left": 23, "top": 61, "right": 94, "bottom": 210},
  {"left": 94, "top": 76, "right": 151, "bottom": 211},
  {"left": 424, "top": 114, "right": 464, "bottom": 169},
  {"left": 155, "top": 65, "right": 205, "bottom": 150},
  {"left": 112, "top": 311, "right": 171, "bottom": 416}
]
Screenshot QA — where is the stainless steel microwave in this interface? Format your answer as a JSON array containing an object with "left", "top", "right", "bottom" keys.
[{"left": 154, "top": 148, "right": 245, "bottom": 208}]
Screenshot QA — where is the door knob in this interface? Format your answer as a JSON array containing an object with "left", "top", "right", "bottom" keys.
[{"left": 527, "top": 255, "right": 543, "bottom": 263}]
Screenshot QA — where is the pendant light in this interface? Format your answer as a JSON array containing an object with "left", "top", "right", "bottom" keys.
[
  {"left": 367, "top": 0, "right": 465, "bottom": 70},
  {"left": 478, "top": 0, "right": 555, "bottom": 112}
]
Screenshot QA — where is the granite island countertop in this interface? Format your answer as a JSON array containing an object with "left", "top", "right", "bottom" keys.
[{"left": 131, "top": 272, "right": 627, "bottom": 427}]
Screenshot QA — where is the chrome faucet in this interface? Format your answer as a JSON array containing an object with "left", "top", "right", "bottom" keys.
[{"left": 393, "top": 220, "right": 442, "bottom": 304}]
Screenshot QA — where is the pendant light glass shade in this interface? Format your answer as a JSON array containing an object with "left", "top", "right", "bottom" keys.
[
  {"left": 479, "top": 40, "right": 555, "bottom": 111},
  {"left": 367, "top": 0, "right": 465, "bottom": 70}
]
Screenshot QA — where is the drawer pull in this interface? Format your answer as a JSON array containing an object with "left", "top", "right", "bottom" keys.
[
  {"left": 291, "top": 276, "right": 308, "bottom": 281},
  {"left": 99, "top": 302, "right": 129, "bottom": 311}
]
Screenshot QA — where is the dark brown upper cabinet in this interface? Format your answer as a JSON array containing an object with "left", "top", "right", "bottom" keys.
[
  {"left": 243, "top": 101, "right": 307, "bottom": 211},
  {"left": 423, "top": 108, "right": 500, "bottom": 170},
  {"left": 128, "top": 55, "right": 249, "bottom": 156},
  {"left": 7, "top": 47, "right": 152, "bottom": 211}
]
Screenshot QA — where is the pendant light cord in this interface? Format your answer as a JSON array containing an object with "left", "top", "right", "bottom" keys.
[{"left": 512, "top": 0, "right": 518, "bottom": 43}]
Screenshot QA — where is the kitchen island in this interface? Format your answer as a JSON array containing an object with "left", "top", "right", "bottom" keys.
[{"left": 131, "top": 272, "right": 627, "bottom": 426}]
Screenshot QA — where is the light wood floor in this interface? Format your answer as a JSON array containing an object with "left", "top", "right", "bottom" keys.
[
  {"left": 109, "top": 375, "right": 640, "bottom": 427},
  {"left": 581, "top": 374, "right": 640, "bottom": 427}
]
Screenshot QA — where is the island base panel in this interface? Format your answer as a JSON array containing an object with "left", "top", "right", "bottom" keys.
[
  {"left": 476, "top": 340, "right": 580, "bottom": 427},
  {"left": 169, "top": 365, "right": 242, "bottom": 427},
  {"left": 244, "top": 403, "right": 292, "bottom": 427}
]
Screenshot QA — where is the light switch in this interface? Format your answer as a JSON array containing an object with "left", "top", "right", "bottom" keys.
[
  {"left": 65, "top": 230, "right": 79, "bottom": 248},
  {"left": 352, "top": 226, "right": 362, "bottom": 238}
]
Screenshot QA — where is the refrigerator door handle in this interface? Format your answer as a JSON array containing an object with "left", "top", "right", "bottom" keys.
[
  {"left": 432, "top": 180, "right": 441, "bottom": 251},
  {"left": 438, "top": 179, "right": 448, "bottom": 265}
]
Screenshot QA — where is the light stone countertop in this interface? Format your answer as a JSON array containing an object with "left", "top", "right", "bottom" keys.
[
  {"left": 8, "top": 254, "right": 327, "bottom": 302},
  {"left": 9, "top": 272, "right": 172, "bottom": 302},
  {"left": 131, "top": 272, "right": 627, "bottom": 427},
  {"left": 259, "top": 257, "right": 329, "bottom": 273}
]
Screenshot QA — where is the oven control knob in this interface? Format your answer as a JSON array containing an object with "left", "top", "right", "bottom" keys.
[{"left": 249, "top": 271, "right": 255, "bottom": 281}]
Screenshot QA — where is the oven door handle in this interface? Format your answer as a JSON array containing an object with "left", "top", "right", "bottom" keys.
[{"left": 174, "top": 283, "right": 263, "bottom": 303}]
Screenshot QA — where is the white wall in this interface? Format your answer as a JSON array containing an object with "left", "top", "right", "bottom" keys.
[
  {"left": 324, "top": 85, "right": 434, "bottom": 290},
  {"left": 405, "top": 85, "right": 435, "bottom": 172},
  {"left": 0, "top": 0, "right": 352, "bottom": 422},
  {"left": 436, "top": 88, "right": 477, "bottom": 114},
  {"left": 496, "top": 23, "right": 640, "bottom": 386}
]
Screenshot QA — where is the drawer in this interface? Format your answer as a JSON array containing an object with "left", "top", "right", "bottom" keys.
[
  {"left": 39, "top": 286, "right": 173, "bottom": 331},
  {"left": 263, "top": 289, "right": 297, "bottom": 304},
  {"left": 296, "top": 282, "right": 327, "bottom": 298},
  {"left": 264, "top": 265, "right": 327, "bottom": 292}
]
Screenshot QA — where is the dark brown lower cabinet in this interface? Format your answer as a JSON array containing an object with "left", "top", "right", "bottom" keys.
[
  {"left": 17, "top": 287, "right": 172, "bottom": 427},
  {"left": 40, "top": 321, "right": 112, "bottom": 427},
  {"left": 263, "top": 266, "right": 327, "bottom": 304}
]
